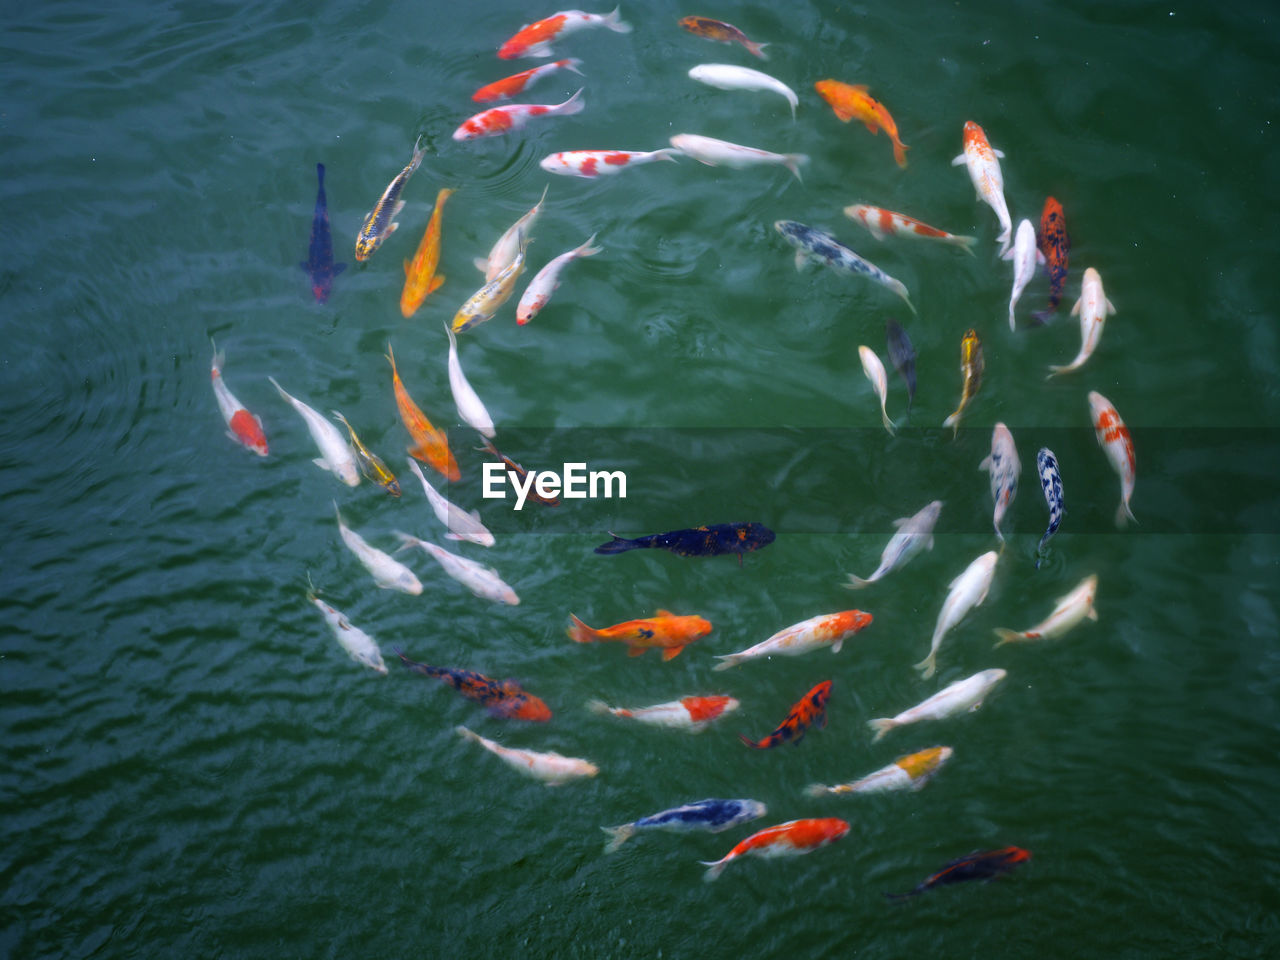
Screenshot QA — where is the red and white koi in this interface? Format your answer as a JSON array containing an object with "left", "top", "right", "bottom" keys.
[
  {"left": 952, "top": 121, "right": 1012, "bottom": 254},
  {"left": 1088, "top": 391, "right": 1137, "bottom": 526},
  {"left": 858, "top": 345, "right": 895, "bottom": 435},
  {"left": 806, "top": 745, "right": 953, "bottom": 796},
  {"left": 456, "top": 725, "right": 598, "bottom": 785},
  {"left": 868, "top": 668, "right": 1007, "bottom": 742},
  {"left": 476, "top": 185, "right": 549, "bottom": 281},
  {"left": 843, "top": 204, "right": 976, "bottom": 253},
  {"left": 269, "top": 377, "right": 359, "bottom": 486},
  {"left": 539, "top": 148, "right": 679, "bottom": 178},
  {"left": 714, "top": 610, "right": 872, "bottom": 671},
  {"left": 668, "top": 133, "right": 806, "bottom": 182},
  {"left": 979, "top": 423, "right": 1020, "bottom": 543},
  {"left": 588, "top": 695, "right": 739, "bottom": 731},
  {"left": 687, "top": 64, "right": 798, "bottom": 119},
  {"left": 914, "top": 550, "right": 999, "bottom": 679},
  {"left": 452, "top": 88, "right": 584, "bottom": 142},
  {"left": 395, "top": 532, "right": 519, "bottom": 605},
  {"left": 406, "top": 459, "right": 494, "bottom": 547},
  {"left": 1003, "top": 218, "right": 1044, "bottom": 330},
  {"left": 211, "top": 340, "right": 267, "bottom": 456},
  {"left": 334, "top": 502, "right": 423, "bottom": 595},
  {"left": 516, "top": 233, "right": 602, "bottom": 324},
  {"left": 307, "top": 587, "right": 388, "bottom": 675},
  {"left": 1048, "top": 267, "right": 1115, "bottom": 377},
  {"left": 700, "top": 818, "right": 849, "bottom": 882},
  {"left": 498, "top": 7, "right": 631, "bottom": 60},
  {"left": 994, "top": 574, "right": 1098, "bottom": 646},
  {"left": 472, "top": 59, "right": 583, "bottom": 103}
]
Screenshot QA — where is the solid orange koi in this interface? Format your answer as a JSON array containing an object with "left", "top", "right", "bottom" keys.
[
  {"left": 567, "top": 609, "right": 712, "bottom": 660},
  {"left": 385, "top": 343, "right": 459, "bottom": 482},
  {"left": 400, "top": 188, "right": 452, "bottom": 318},
  {"left": 814, "top": 80, "right": 909, "bottom": 168}
]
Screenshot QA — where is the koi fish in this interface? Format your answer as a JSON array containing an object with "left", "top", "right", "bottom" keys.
[
  {"left": 498, "top": 7, "right": 631, "bottom": 60},
  {"left": 807, "top": 745, "right": 953, "bottom": 796},
  {"left": 588, "top": 695, "right": 739, "bottom": 731},
  {"left": 868, "top": 668, "right": 1007, "bottom": 742},
  {"left": 539, "top": 148, "right": 679, "bottom": 178},
  {"left": 400, "top": 187, "right": 452, "bottom": 318},
  {"left": 455, "top": 725, "right": 598, "bottom": 785},
  {"left": 1089, "top": 391, "right": 1137, "bottom": 527},
  {"left": 396, "top": 649, "right": 549, "bottom": 721},
  {"left": 1003, "top": 219, "right": 1044, "bottom": 330},
  {"left": 395, "top": 532, "right": 519, "bottom": 605},
  {"left": 516, "top": 233, "right": 602, "bottom": 325},
  {"left": 739, "top": 680, "right": 832, "bottom": 749},
  {"left": 452, "top": 88, "right": 584, "bottom": 141},
  {"left": 844, "top": 204, "right": 976, "bottom": 253},
  {"left": 406, "top": 459, "right": 495, "bottom": 546},
  {"left": 814, "top": 80, "right": 909, "bottom": 168},
  {"left": 386, "top": 344, "right": 460, "bottom": 481},
  {"left": 301, "top": 163, "right": 345, "bottom": 302},
  {"left": 477, "top": 438, "right": 560, "bottom": 506},
  {"left": 687, "top": 64, "right": 796, "bottom": 118},
  {"left": 472, "top": 58, "right": 583, "bottom": 103},
  {"left": 333, "top": 502, "right": 423, "bottom": 595},
  {"left": 307, "top": 588, "right": 387, "bottom": 675},
  {"left": 332, "top": 411, "right": 400, "bottom": 496},
  {"left": 669, "top": 133, "right": 807, "bottom": 181},
  {"left": 594, "top": 521, "right": 775, "bottom": 563},
  {"left": 942, "top": 329, "right": 983, "bottom": 437},
  {"left": 602, "top": 798, "right": 767, "bottom": 854},
  {"left": 714, "top": 611, "right": 872, "bottom": 671},
  {"left": 885, "top": 318, "right": 916, "bottom": 407},
  {"left": 567, "top": 610, "right": 712, "bottom": 660},
  {"left": 914, "top": 550, "right": 999, "bottom": 679},
  {"left": 994, "top": 574, "right": 1097, "bottom": 646},
  {"left": 355, "top": 135, "right": 426, "bottom": 261},
  {"left": 678, "top": 16, "right": 768, "bottom": 59},
  {"left": 980, "top": 423, "right": 1020, "bottom": 543},
  {"left": 476, "top": 185, "right": 548, "bottom": 281},
  {"left": 210, "top": 340, "right": 267, "bottom": 456},
  {"left": 1048, "top": 267, "right": 1114, "bottom": 377},
  {"left": 269, "top": 377, "right": 359, "bottom": 485},
  {"left": 453, "top": 230, "right": 529, "bottom": 333},
  {"left": 845, "top": 500, "right": 941, "bottom": 588},
  {"left": 700, "top": 818, "right": 849, "bottom": 882},
  {"left": 952, "top": 121, "right": 1012, "bottom": 254},
  {"left": 859, "top": 345, "right": 895, "bottom": 435},
  {"left": 444, "top": 322, "right": 496, "bottom": 438},
  {"left": 1035, "top": 448, "right": 1064, "bottom": 568},
  {"left": 886, "top": 847, "right": 1030, "bottom": 900},
  {"left": 1033, "top": 196, "right": 1070, "bottom": 323},
  {"left": 774, "top": 220, "right": 914, "bottom": 313}
]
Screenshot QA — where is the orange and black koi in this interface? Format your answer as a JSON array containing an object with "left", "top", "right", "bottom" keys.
[
  {"left": 301, "top": 163, "right": 345, "bottom": 303},
  {"left": 476, "top": 437, "right": 560, "bottom": 507},
  {"left": 886, "top": 846, "right": 1030, "bottom": 900},
  {"left": 739, "top": 681, "right": 831, "bottom": 749},
  {"left": 595, "top": 522, "right": 775, "bottom": 565},
  {"left": 396, "top": 649, "right": 551, "bottom": 722},
  {"left": 1033, "top": 197, "right": 1070, "bottom": 324}
]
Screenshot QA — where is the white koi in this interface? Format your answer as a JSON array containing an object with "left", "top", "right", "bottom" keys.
[
  {"left": 516, "top": 233, "right": 602, "bottom": 325},
  {"left": 406, "top": 459, "right": 494, "bottom": 547},
  {"left": 868, "top": 668, "right": 1007, "bottom": 742},
  {"left": 307, "top": 589, "right": 387, "bottom": 675},
  {"left": 687, "top": 64, "right": 798, "bottom": 119},
  {"left": 845, "top": 500, "right": 942, "bottom": 588},
  {"left": 333, "top": 502, "right": 422, "bottom": 595},
  {"left": 994, "top": 574, "right": 1098, "bottom": 646},
  {"left": 1048, "top": 267, "right": 1115, "bottom": 377},
  {"left": 1003, "top": 218, "right": 1044, "bottom": 330},
  {"left": 951, "top": 120, "right": 1012, "bottom": 254},
  {"left": 670, "top": 133, "right": 807, "bottom": 182},
  {"left": 475, "top": 185, "right": 548, "bottom": 281},
  {"left": 914, "top": 550, "right": 999, "bottom": 679},
  {"left": 456, "top": 725, "right": 598, "bottom": 785},
  {"left": 979, "top": 423, "right": 1021, "bottom": 543},
  {"left": 269, "top": 377, "right": 359, "bottom": 485},
  {"left": 858, "top": 345, "right": 895, "bottom": 435},
  {"left": 394, "top": 532, "right": 518, "bottom": 605},
  {"left": 1088, "top": 391, "right": 1137, "bottom": 527},
  {"left": 443, "top": 322, "right": 495, "bottom": 438}
]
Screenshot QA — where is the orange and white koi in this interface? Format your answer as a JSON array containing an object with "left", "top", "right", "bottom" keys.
[
  {"left": 1048, "top": 267, "right": 1114, "bottom": 377},
  {"left": 269, "top": 377, "right": 359, "bottom": 486},
  {"left": 355, "top": 135, "right": 426, "bottom": 262},
  {"left": 472, "top": 58, "right": 583, "bottom": 103},
  {"left": 334, "top": 502, "right": 422, "bottom": 595},
  {"left": 994, "top": 574, "right": 1097, "bottom": 646},
  {"left": 843, "top": 203, "right": 975, "bottom": 253},
  {"left": 453, "top": 230, "right": 529, "bottom": 333},
  {"left": 452, "top": 88, "right": 584, "bottom": 142},
  {"left": 1088, "top": 391, "right": 1136, "bottom": 526},
  {"left": 869, "top": 668, "right": 1006, "bottom": 742},
  {"left": 914, "top": 550, "right": 999, "bottom": 680},
  {"left": 456, "top": 725, "right": 598, "bottom": 785},
  {"left": 516, "top": 233, "right": 602, "bottom": 324},
  {"left": 668, "top": 133, "right": 806, "bottom": 181},
  {"left": 700, "top": 817, "right": 849, "bottom": 882},
  {"left": 714, "top": 610, "right": 873, "bottom": 671},
  {"left": 400, "top": 187, "right": 452, "bottom": 318},
  {"left": 567, "top": 610, "right": 712, "bottom": 660},
  {"left": 476, "top": 185, "right": 548, "bottom": 281},
  {"left": 588, "top": 695, "right": 739, "bottom": 731},
  {"left": 498, "top": 7, "right": 631, "bottom": 60},
  {"left": 807, "top": 746, "right": 953, "bottom": 796},
  {"left": 739, "top": 681, "right": 832, "bottom": 749},
  {"left": 952, "top": 121, "right": 1012, "bottom": 253},
  {"left": 539, "top": 148, "right": 679, "bottom": 178},
  {"left": 858, "top": 345, "right": 895, "bottom": 435},
  {"left": 385, "top": 344, "right": 459, "bottom": 481},
  {"left": 210, "top": 340, "right": 267, "bottom": 456},
  {"left": 678, "top": 16, "right": 768, "bottom": 59},
  {"left": 814, "top": 80, "right": 909, "bottom": 168}
]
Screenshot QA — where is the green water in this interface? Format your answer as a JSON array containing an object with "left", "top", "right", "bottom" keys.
[{"left": 3, "top": 0, "right": 1279, "bottom": 957}]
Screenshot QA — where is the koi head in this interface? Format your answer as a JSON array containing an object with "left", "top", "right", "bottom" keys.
[
  {"left": 835, "top": 609, "right": 874, "bottom": 634},
  {"left": 354, "top": 233, "right": 380, "bottom": 262},
  {"left": 498, "top": 687, "right": 553, "bottom": 722}
]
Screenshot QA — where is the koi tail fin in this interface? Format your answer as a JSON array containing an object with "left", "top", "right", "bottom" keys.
[
  {"left": 699, "top": 856, "right": 732, "bottom": 882},
  {"left": 209, "top": 337, "right": 224, "bottom": 377},
  {"left": 562, "top": 58, "right": 585, "bottom": 76},
  {"left": 586, "top": 698, "right": 614, "bottom": 716},
  {"left": 712, "top": 654, "right": 744, "bottom": 672},
  {"left": 594, "top": 532, "right": 640, "bottom": 554},
  {"left": 567, "top": 614, "right": 598, "bottom": 644},
  {"left": 804, "top": 783, "right": 832, "bottom": 798},
  {"left": 556, "top": 87, "right": 586, "bottom": 116},
  {"left": 913, "top": 652, "right": 938, "bottom": 680},
  {"left": 893, "top": 141, "right": 909, "bottom": 169},
  {"left": 880, "top": 405, "right": 896, "bottom": 436},
  {"left": 745, "top": 40, "right": 769, "bottom": 60},
  {"left": 783, "top": 154, "right": 808, "bottom": 183},
  {"left": 601, "top": 824, "right": 637, "bottom": 854},
  {"left": 455, "top": 725, "right": 481, "bottom": 746},
  {"left": 992, "top": 628, "right": 1024, "bottom": 648},
  {"left": 867, "top": 717, "right": 896, "bottom": 742},
  {"left": 942, "top": 409, "right": 962, "bottom": 438},
  {"left": 951, "top": 234, "right": 978, "bottom": 256},
  {"left": 604, "top": 7, "right": 632, "bottom": 33},
  {"left": 996, "top": 223, "right": 1012, "bottom": 256},
  {"left": 737, "top": 733, "right": 764, "bottom": 750},
  {"left": 1116, "top": 501, "right": 1137, "bottom": 528},
  {"left": 844, "top": 573, "right": 874, "bottom": 590},
  {"left": 391, "top": 530, "right": 423, "bottom": 554}
]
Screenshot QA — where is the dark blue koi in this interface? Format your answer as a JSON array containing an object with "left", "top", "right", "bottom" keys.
[
  {"left": 886, "top": 846, "right": 1030, "bottom": 900},
  {"left": 595, "top": 521, "right": 775, "bottom": 564},
  {"left": 301, "top": 163, "right": 345, "bottom": 303},
  {"left": 885, "top": 317, "right": 916, "bottom": 407}
]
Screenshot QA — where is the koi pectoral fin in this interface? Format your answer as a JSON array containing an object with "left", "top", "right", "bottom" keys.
[
  {"left": 661, "top": 646, "right": 683, "bottom": 661},
  {"left": 626, "top": 646, "right": 647, "bottom": 657}
]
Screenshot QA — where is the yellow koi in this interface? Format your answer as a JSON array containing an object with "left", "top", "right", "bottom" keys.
[
  {"left": 332, "top": 411, "right": 401, "bottom": 497},
  {"left": 942, "top": 329, "right": 983, "bottom": 437},
  {"left": 452, "top": 230, "right": 529, "bottom": 333}
]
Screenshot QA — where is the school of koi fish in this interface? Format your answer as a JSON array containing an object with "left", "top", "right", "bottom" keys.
[{"left": 214, "top": 7, "right": 1148, "bottom": 898}]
